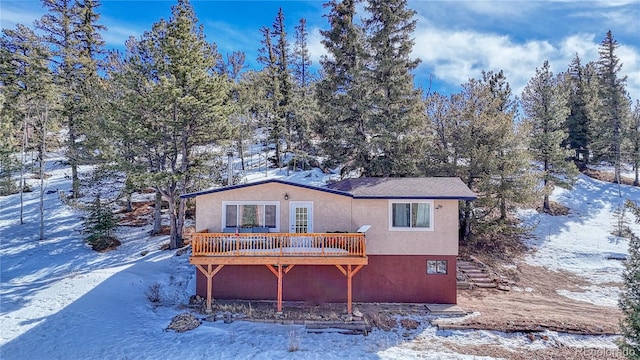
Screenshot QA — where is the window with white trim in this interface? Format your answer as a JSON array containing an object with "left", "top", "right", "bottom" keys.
[
  {"left": 389, "top": 200, "right": 433, "bottom": 231},
  {"left": 222, "top": 201, "right": 279, "bottom": 231}
]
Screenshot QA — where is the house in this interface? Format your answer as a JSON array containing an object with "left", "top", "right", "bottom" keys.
[{"left": 180, "top": 177, "right": 476, "bottom": 313}]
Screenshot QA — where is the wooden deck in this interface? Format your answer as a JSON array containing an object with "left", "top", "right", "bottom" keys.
[{"left": 189, "top": 232, "right": 368, "bottom": 313}]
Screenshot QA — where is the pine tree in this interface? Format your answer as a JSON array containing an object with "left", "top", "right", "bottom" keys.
[
  {"left": 630, "top": 101, "right": 640, "bottom": 186},
  {"left": 0, "top": 94, "right": 21, "bottom": 196},
  {"left": 257, "top": 24, "right": 285, "bottom": 167},
  {"left": 564, "top": 54, "right": 600, "bottom": 163},
  {"left": 290, "top": 17, "right": 317, "bottom": 153},
  {"left": 363, "top": 0, "right": 425, "bottom": 176},
  {"left": 272, "top": 9, "right": 295, "bottom": 154},
  {"left": 83, "top": 194, "right": 119, "bottom": 251},
  {"left": 1, "top": 24, "right": 58, "bottom": 230},
  {"left": 483, "top": 70, "right": 537, "bottom": 222},
  {"left": 316, "top": 0, "right": 372, "bottom": 175},
  {"left": 36, "top": 0, "right": 106, "bottom": 199},
  {"left": 594, "top": 31, "right": 630, "bottom": 183},
  {"left": 522, "top": 60, "right": 578, "bottom": 212},
  {"left": 292, "top": 18, "right": 313, "bottom": 89},
  {"left": 619, "top": 199, "right": 640, "bottom": 358},
  {"left": 107, "top": 0, "right": 233, "bottom": 249},
  {"left": 422, "top": 92, "right": 457, "bottom": 176}
]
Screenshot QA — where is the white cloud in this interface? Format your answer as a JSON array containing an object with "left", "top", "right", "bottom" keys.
[
  {"left": 411, "top": 24, "right": 640, "bottom": 102},
  {"left": 412, "top": 26, "right": 554, "bottom": 96},
  {"left": 307, "top": 26, "right": 325, "bottom": 65},
  {"left": 0, "top": 6, "right": 41, "bottom": 29}
]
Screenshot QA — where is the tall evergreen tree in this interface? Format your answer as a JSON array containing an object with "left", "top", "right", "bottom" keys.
[
  {"left": 630, "top": 101, "right": 640, "bottom": 186},
  {"left": 292, "top": 18, "right": 313, "bottom": 89},
  {"left": 289, "top": 17, "right": 317, "bottom": 153},
  {"left": 422, "top": 92, "right": 453, "bottom": 175},
  {"left": 1, "top": 24, "right": 58, "bottom": 230},
  {"left": 619, "top": 199, "right": 640, "bottom": 358},
  {"left": 317, "top": 0, "right": 371, "bottom": 174},
  {"left": 594, "top": 30, "right": 630, "bottom": 183},
  {"left": 522, "top": 60, "right": 578, "bottom": 212},
  {"left": 107, "top": 0, "right": 233, "bottom": 249},
  {"left": 363, "top": 0, "right": 425, "bottom": 176},
  {"left": 36, "top": 0, "right": 106, "bottom": 199},
  {"left": 422, "top": 71, "right": 535, "bottom": 243},
  {"left": 257, "top": 24, "right": 285, "bottom": 167},
  {"left": 483, "top": 70, "right": 536, "bottom": 222},
  {"left": 564, "top": 54, "right": 600, "bottom": 162},
  {"left": 272, "top": 9, "right": 295, "bottom": 153}
]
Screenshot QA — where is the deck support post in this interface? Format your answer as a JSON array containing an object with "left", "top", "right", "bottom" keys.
[
  {"left": 335, "top": 264, "right": 364, "bottom": 314},
  {"left": 265, "top": 264, "right": 286, "bottom": 313},
  {"left": 195, "top": 264, "right": 225, "bottom": 312},
  {"left": 277, "top": 265, "right": 283, "bottom": 313}
]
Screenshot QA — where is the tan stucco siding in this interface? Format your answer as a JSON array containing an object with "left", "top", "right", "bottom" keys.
[
  {"left": 351, "top": 199, "right": 459, "bottom": 256},
  {"left": 193, "top": 182, "right": 459, "bottom": 256},
  {"left": 194, "top": 183, "right": 352, "bottom": 233}
]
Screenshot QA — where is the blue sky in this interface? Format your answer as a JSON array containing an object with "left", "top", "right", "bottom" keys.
[{"left": 2, "top": 0, "right": 639, "bottom": 102}]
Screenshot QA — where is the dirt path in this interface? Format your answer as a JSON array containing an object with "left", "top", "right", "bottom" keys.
[{"left": 451, "top": 263, "right": 621, "bottom": 335}]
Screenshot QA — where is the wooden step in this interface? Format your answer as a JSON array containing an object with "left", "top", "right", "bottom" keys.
[
  {"left": 466, "top": 273, "right": 490, "bottom": 278},
  {"left": 474, "top": 283, "right": 497, "bottom": 288},
  {"left": 460, "top": 269, "right": 485, "bottom": 274},
  {"left": 469, "top": 278, "right": 494, "bottom": 283}
]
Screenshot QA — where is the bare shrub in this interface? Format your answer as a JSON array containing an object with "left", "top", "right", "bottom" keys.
[
  {"left": 288, "top": 330, "right": 300, "bottom": 352},
  {"left": 400, "top": 318, "right": 420, "bottom": 330},
  {"left": 366, "top": 312, "right": 397, "bottom": 331},
  {"left": 145, "top": 283, "right": 161, "bottom": 303}
]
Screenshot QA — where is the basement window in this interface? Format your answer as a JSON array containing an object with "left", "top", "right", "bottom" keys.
[{"left": 427, "top": 260, "right": 447, "bottom": 275}]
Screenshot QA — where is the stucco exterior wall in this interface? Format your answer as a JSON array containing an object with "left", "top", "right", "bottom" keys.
[
  {"left": 194, "top": 182, "right": 460, "bottom": 256},
  {"left": 195, "top": 183, "right": 353, "bottom": 233},
  {"left": 194, "top": 255, "right": 458, "bottom": 304},
  {"left": 351, "top": 199, "right": 459, "bottom": 256}
]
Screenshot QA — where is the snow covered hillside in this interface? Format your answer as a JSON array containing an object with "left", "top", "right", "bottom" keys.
[
  {"left": 1, "top": 156, "right": 637, "bottom": 359},
  {"left": 519, "top": 174, "right": 640, "bottom": 307}
]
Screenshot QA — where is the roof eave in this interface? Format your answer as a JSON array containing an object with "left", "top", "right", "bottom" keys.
[
  {"left": 353, "top": 195, "right": 477, "bottom": 200},
  {"left": 180, "top": 179, "right": 353, "bottom": 199}
]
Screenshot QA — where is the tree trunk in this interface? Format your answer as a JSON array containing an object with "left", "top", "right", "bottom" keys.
[
  {"left": 237, "top": 137, "right": 245, "bottom": 171},
  {"left": 39, "top": 107, "right": 47, "bottom": 241},
  {"left": 69, "top": 119, "right": 80, "bottom": 199},
  {"left": 634, "top": 161, "right": 639, "bottom": 187},
  {"left": 167, "top": 195, "right": 178, "bottom": 249},
  {"left": 165, "top": 188, "right": 183, "bottom": 250},
  {"left": 20, "top": 115, "right": 28, "bottom": 225},
  {"left": 543, "top": 159, "right": 551, "bottom": 212},
  {"left": 152, "top": 190, "right": 162, "bottom": 235}
]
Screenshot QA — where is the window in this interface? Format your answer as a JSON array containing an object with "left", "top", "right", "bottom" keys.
[
  {"left": 389, "top": 201, "right": 433, "bottom": 231},
  {"left": 427, "top": 260, "right": 447, "bottom": 275},
  {"left": 222, "top": 201, "right": 279, "bottom": 231}
]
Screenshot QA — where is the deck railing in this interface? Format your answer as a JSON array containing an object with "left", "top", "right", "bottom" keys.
[{"left": 190, "top": 232, "right": 366, "bottom": 257}]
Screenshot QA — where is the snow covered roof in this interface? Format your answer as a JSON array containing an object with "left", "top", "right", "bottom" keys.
[{"left": 181, "top": 177, "right": 476, "bottom": 200}]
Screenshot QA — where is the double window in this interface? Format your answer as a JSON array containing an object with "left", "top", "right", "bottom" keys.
[
  {"left": 389, "top": 201, "right": 433, "bottom": 231},
  {"left": 222, "top": 201, "right": 279, "bottom": 231},
  {"left": 427, "top": 260, "right": 448, "bottom": 275}
]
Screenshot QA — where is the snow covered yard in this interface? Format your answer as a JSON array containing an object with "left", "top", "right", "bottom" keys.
[
  {"left": 519, "top": 174, "right": 640, "bottom": 307},
  {"left": 0, "top": 159, "right": 637, "bottom": 359}
]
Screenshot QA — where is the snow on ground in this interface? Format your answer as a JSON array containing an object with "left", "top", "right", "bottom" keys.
[
  {"left": 519, "top": 174, "right": 640, "bottom": 307},
  {"left": 0, "top": 156, "right": 635, "bottom": 359}
]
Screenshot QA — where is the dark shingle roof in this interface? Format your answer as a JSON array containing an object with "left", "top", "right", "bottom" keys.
[
  {"left": 181, "top": 177, "right": 476, "bottom": 200},
  {"left": 327, "top": 177, "right": 476, "bottom": 200}
]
